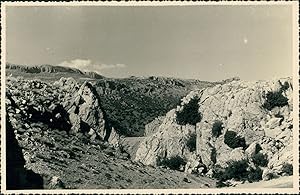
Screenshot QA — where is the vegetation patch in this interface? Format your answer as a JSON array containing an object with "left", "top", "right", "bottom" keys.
[
  {"left": 176, "top": 97, "right": 201, "bottom": 126},
  {"left": 247, "top": 166, "right": 263, "bottom": 182},
  {"left": 157, "top": 155, "right": 186, "bottom": 171},
  {"left": 282, "top": 163, "right": 293, "bottom": 175},
  {"left": 252, "top": 152, "right": 268, "bottom": 167},
  {"left": 263, "top": 83, "right": 289, "bottom": 111},
  {"left": 224, "top": 131, "right": 246, "bottom": 149},
  {"left": 212, "top": 120, "right": 223, "bottom": 137},
  {"left": 213, "top": 159, "right": 263, "bottom": 183},
  {"left": 186, "top": 133, "right": 197, "bottom": 152}
]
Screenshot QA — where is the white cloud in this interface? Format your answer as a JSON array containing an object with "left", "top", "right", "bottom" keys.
[{"left": 58, "top": 59, "right": 126, "bottom": 73}]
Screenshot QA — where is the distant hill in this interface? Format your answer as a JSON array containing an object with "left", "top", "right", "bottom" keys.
[{"left": 6, "top": 63, "right": 105, "bottom": 80}]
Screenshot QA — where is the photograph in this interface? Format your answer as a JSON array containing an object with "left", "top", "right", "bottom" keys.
[{"left": 1, "top": 1, "right": 299, "bottom": 194}]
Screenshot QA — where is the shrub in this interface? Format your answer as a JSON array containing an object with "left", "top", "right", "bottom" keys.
[
  {"left": 263, "top": 90, "right": 288, "bottom": 111},
  {"left": 224, "top": 131, "right": 246, "bottom": 149},
  {"left": 212, "top": 120, "right": 223, "bottom": 137},
  {"left": 281, "top": 81, "right": 290, "bottom": 91},
  {"left": 265, "top": 172, "right": 279, "bottom": 180},
  {"left": 186, "top": 133, "right": 196, "bottom": 152},
  {"left": 222, "top": 160, "right": 249, "bottom": 181},
  {"left": 157, "top": 155, "right": 186, "bottom": 171},
  {"left": 282, "top": 163, "right": 293, "bottom": 175},
  {"left": 212, "top": 165, "right": 226, "bottom": 181},
  {"left": 255, "top": 144, "right": 262, "bottom": 154},
  {"left": 213, "top": 160, "right": 249, "bottom": 181},
  {"left": 247, "top": 167, "right": 263, "bottom": 182},
  {"left": 213, "top": 160, "right": 264, "bottom": 183},
  {"left": 176, "top": 97, "right": 201, "bottom": 125},
  {"left": 252, "top": 152, "right": 268, "bottom": 167}
]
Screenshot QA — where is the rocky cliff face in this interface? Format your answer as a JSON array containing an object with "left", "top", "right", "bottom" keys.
[{"left": 134, "top": 78, "right": 293, "bottom": 181}]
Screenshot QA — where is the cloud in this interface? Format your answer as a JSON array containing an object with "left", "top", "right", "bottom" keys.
[{"left": 58, "top": 59, "right": 126, "bottom": 73}]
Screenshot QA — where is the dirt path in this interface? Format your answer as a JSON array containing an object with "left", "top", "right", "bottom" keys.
[{"left": 233, "top": 176, "right": 293, "bottom": 188}]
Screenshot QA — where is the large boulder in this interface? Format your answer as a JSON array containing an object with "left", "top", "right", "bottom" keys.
[{"left": 65, "top": 81, "right": 119, "bottom": 144}]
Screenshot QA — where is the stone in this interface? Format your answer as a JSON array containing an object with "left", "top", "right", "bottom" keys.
[
  {"left": 264, "top": 127, "right": 282, "bottom": 139},
  {"left": 49, "top": 176, "right": 65, "bottom": 189},
  {"left": 265, "top": 118, "right": 282, "bottom": 129},
  {"left": 245, "top": 141, "right": 259, "bottom": 158}
]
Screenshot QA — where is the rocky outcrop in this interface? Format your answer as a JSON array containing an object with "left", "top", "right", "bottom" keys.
[
  {"left": 135, "top": 109, "right": 197, "bottom": 165},
  {"left": 144, "top": 116, "right": 165, "bottom": 136},
  {"left": 7, "top": 76, "right": 119, "bottom": 145},
  {"left": 134, "top": 78, "right": 293, "bottom": 181},
  {"left": 64, "top": 81, "right": 108, "bottom": 140},
  {"left": 196, "top": 78, "right": 292, "bottom": 173}
]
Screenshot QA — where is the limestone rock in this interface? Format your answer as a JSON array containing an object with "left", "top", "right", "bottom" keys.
[
  {"left": 245, "top": 141, "right": 259, "bottom": 158},
  {"left": 134, "top": 78, "right": 293, "bottom": 179},
  {"left": 144, "top": 116, "right": 165, "bottom": 136},
  {"left": 67, "top": 81, "right": 119, "bottom": 144},
  {"left": 135, "top": 109, "right": 196, "bottom": 165},
  {"left": 49, "top": 176, "right": 65, "bottom": 189}
]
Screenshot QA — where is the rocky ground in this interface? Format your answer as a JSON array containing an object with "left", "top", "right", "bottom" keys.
[
  {"left": 5, "top": 64, "right": 294, "bottom": 190},
  {"left": 7, "top": 115, "right": 216, "bottom": 189},
  {"left": 5, "top": 71, "right": 216, "bottom": 189}
]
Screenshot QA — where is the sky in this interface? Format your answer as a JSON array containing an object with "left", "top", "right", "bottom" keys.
[{"left": 6, "top": 5, "right": 294, "bottom": 81}]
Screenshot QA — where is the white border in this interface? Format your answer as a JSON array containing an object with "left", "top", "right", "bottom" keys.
[{"left": 1, "top": 1, "right": 299, "bottom": 194}]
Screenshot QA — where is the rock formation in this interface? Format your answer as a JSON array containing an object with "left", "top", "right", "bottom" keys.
[
  {"left": 135, "top": 78, "right": 293, "bottom": 181},
  {"left": 7, "top": 76, "right": 119, "bottom": 145}
]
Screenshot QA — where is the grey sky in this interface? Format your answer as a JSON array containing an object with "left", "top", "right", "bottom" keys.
[{"left": 6, "top": 5, "right": 294, "bottom": 81}]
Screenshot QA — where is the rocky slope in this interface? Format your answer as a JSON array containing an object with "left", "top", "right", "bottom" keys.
[
  {"left": 7, "top": 63, "right": 215, "bottom": 136},
  {"left": 134, "top": 78, "right": 293, "bottom": 184},
  {"left": 5, "top": 76, "right": 217, "bottom": 189}
]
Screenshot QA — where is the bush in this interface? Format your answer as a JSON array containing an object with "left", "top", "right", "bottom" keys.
[
  {"left": 224, "top": 131, "right": 246, "bottom": 149},
  {"left": 222, "top": 160, "right": 249, "bottom": 181},
  {"left": 263, "top": 90, "right": 288, "bottom": 111},
  {"left": 213, "top": 160, "right": 264, "bottom": 183},
  {"left": 281, "top": 81, "right": 290, "bottom": 91},
  {"left": 212, "top": 165, "right": 226, "bottom": 181},
  {"left": 252, "top": 153, "right": 268, "bottom": 167},
  {"left": 282, "top": 163, "right": 293, "bottom": 175},
  {"left": 265, "top": 172, "right": 279, "bottom": 180},
  {"left": 157, "top": 155, "right": 186, "bottom": 171},
  {"left": 212, "top": 120, "right": 223, "bottom": 137},
  {"left": 213, "top": 160, "right": 249, "bottom": 181},
  {"left": 176, "top": 97, "right": 201, "bottom": 125},
  {"left": 247, "top": 167, "right": 263, "bottom": 182},
  {"left": 186, "top": 133, "right": 196, "bottom": 152},
  {"left": 255, "top": 144, "right": 262, "bottom": 154}
]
